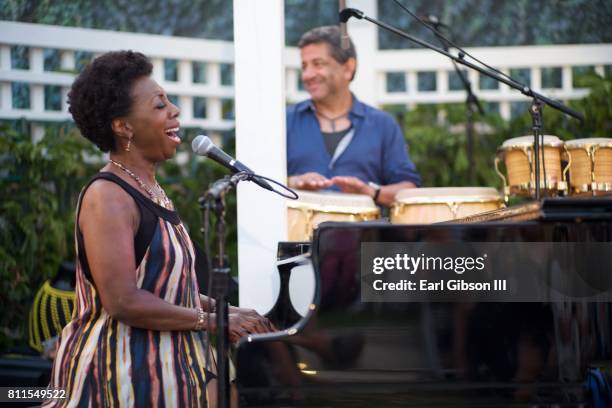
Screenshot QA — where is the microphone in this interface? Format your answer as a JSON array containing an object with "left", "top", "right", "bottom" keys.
[
  {"left": 191, "top": 135, "right": 273, "bottom": 191},
  {"left": 339, "top": 8, "right": 364, "bottom": 23},
  {"left": 418, "top": 15, "right": 448, "bottom": 28}
]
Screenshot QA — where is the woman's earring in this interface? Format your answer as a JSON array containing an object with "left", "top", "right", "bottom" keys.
[{"left": 125, "top": 137, "right": 132, "bottom": 152}]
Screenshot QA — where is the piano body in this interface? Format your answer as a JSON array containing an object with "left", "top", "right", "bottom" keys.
[{"left": 235, "top": 197, "right": 612, "bottom": 406}]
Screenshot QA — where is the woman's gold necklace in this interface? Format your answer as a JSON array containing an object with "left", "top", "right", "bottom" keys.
[{"left": 109, "top": 159, "right": 173, "bottom": 210}]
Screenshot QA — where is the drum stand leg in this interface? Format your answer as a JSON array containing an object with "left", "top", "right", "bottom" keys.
[{"left": 529, "top": 98, "right": 545, "bottom": 201}]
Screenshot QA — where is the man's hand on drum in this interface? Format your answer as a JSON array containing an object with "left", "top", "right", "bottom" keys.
[
  {"left": 227, "top": 307, "right": 276, "bottom": 343},
  {"left": 288, "top": 172, "right": 333, "bottom": 191},
  {"left": 330, "top": 176, "right": 374, "bottom": 197}
]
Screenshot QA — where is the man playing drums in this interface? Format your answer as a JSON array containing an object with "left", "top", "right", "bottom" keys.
[{"left": 287, "top": 26, "right": 421, "bottom": 207}]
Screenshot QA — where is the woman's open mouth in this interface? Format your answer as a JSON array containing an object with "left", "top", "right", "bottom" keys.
[{"left": 165, "top": 127, "right": 181, "bottom": 144}]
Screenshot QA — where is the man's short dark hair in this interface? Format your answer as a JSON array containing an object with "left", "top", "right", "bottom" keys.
[
  {"left": 298, "top": 25, "right": 357, "bottom": 80},
  {"left": 68, "top": 50, "right": 153, "bottom": 152}
]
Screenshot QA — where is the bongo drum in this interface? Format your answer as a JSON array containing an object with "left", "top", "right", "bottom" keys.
[
  {"left": 287, "top": 190, "right": 380, "bottom": 241},
  {"left": 495, "top": 135, "right": 568, "bottom": 198},
  {"left": 565, "top": 138, "right": 612, "bottom": 195},
  {"left": 390, "top": 187, "right": 504, "bottom": 224}
]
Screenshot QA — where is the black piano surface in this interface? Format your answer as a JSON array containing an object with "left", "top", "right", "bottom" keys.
[{"left": 235, "top": 197, "right": 612, "bottom": 407}]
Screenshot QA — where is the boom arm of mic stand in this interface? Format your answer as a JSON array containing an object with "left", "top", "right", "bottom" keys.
[
  {"left": 340, "top": 8, "right": 584, "bottom": 122},
  {"left": 434, "top": 31, "right": 485, "bottom": 116}
]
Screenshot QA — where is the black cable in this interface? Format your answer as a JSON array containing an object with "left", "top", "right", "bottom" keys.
[{"left": 247, "top": 173, "right": 299, "bottom": 200}]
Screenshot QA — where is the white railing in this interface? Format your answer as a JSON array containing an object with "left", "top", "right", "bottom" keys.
[
  {"left": 2, "top": 20, "right": 611, "bottom": 130},
  {"left": 285, "top": 44, "right": 612, "bottom": 119},
  {"left": 0, "top": 21, "right": 235, "bottom": 133}
]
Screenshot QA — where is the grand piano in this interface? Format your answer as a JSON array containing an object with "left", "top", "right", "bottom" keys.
[{"left": 235, "top": 197, "right": 612, "bottom": 406}]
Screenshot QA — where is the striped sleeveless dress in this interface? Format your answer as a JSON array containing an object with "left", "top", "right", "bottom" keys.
[{"left": 43, "top": 172, "right": 209, "bottom": 407}]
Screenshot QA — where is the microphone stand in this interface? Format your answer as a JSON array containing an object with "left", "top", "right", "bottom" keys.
[
  {"left": 199, "top": 172, "right": 250, "bottom": 408},
  {"left": 340, "top": 8, "right": 584, "bottom": 201},
  {"left": 433, "top": 28, "right": 484, "bottom": 184}
]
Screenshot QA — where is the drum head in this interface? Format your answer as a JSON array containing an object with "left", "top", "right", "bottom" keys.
[
  {"left": 395, "top": 187, "right": 503, "bottom": 204},
  {"left": 500, "top": 135, "right": 563, "bottom": 149},
  {"left": 565, "top": 138, "right": 612, "bottom": 148},
  {"left": 287, "top": 189, "right": 379, "bottom": 214}
]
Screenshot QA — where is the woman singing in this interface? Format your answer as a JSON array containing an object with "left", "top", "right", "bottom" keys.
[{"left": 43, "top": 50, "right": 271, "bottom": 407}]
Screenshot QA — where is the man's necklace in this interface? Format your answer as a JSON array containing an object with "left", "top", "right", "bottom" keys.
[
  {"left": 109, "top": 159, "right": 173, "bottom": 210},
  {"left": 315, "top": 109, "right": 349, "bottom": 132}
]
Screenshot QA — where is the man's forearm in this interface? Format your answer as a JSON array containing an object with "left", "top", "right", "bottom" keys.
[{"left": 378, "top": 181, "right": 417, "bottom": 207}]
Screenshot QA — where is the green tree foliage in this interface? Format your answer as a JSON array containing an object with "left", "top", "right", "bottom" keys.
[
  {"left": 0, "top": 123, "right": 100, "bottom": 349},
  {"left": 399, "top": 103, "right": 506, "bottom": 188},
  {"left": 1, "top": 0, "right": 233, "bottom": 40},
  {"left": 379, "top": 0, "right": 612, "bottom": 49}
]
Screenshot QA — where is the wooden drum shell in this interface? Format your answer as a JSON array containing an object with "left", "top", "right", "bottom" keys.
[
  {"left": 566, "top": 138, "right": 612, "bottom": 195},
  {"left": 287, "top": 190, "right": 380, "bottom": 241},
  {"left": 495, "top": 135, "right": 567, "bottom": 197},
  {"left": 391, "top": 187, "right": 504, "bottom": 225}
]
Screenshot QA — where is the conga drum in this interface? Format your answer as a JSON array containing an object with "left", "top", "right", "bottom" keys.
[
  {"left": 390, "top": 187, "right": 504, "bottom": 224},
  {"left": 565, "top": 138, "right": 612, "bottom": 195},
  {"left": 495, "top": 135, "right": 568, "bottom": 198},
  {"left": 287, "top": 190, "right": 380, "bottom": 241}
]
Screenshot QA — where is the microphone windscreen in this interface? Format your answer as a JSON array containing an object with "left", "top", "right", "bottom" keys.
[{"left": 192, "top": 135, "right": 212, "bottom": 155}]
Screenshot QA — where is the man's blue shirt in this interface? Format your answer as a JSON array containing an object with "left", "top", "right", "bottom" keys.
[{"left": 286, "top": 96, "right": 421, "bottom": 190}]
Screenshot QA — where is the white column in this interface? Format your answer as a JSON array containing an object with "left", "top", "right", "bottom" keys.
[
  {"left": 531, "top": 67, "right": 541, "bottom": 91},
  {"left": 207, "top": 98, "right": 222, "bottom": 122},
  {"left": 0, "top": 45, "right": 11, "bottom": 70},
  {"left": 61, "top": 87, "right": 70, "bottom": 113},
  {"left": 30, "top": 48, "right": 44, "bottom": 73},
  {"left": 178, "top": 60, "right": 192, "bottom": 86},
  {"left": 151, "top": 58, "right": 164, "bottom": 83},
  {"left": 60, "top": 50, "right": 75, "bottom": 71},
  {"left": 407, "top": 71, "right": 417, "bottom": 95},
  {"left": 0, "top": 46, "right": 11, "bottom": 111},
  {"left": 234, "top": 0, "right": 287, "bottom": 313},
  {"left": 179, "top": 96, "right": 193, "bottom": 122},
  {"left": 437, "top": 70, "right": 448, "bottom": 94},
  {"left": 346, "top": 0, "right": 378, "bottom": 106},
  {"left": 208, "top": 62, "right": 221, "bottom": 87},
  {"left": 207, "top": 63, "right": 223, "bottom": 123},
  {"left": 0, "top": 83, "right": 10, "bottom": 111},
  {"left": 32, "top": 85, "right": 44, "bottom": 113},
  {"left": 562, "top": 65, "right": 573, "bottom": 91}
]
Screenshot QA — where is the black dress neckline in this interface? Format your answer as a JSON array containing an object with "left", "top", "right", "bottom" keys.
[{"left": 97, "top": 171, "right": 180, "bottom": 224}]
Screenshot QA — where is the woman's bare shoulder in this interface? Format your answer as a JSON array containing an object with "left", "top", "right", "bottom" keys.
[{"left": 80, "top": 178, "right": 139, "bottom": 229}]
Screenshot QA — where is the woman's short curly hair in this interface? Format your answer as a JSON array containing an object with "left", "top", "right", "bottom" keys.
[{"left": 68, "top": 50, "right": 153, "bottom": 152}]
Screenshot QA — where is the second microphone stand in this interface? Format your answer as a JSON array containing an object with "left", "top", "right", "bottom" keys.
[{"left": 434, "top": 29, "right": 484, "bottom": 184}]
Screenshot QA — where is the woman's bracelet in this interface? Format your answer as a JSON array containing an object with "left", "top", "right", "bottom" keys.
[{"left": 194, "top": 307, "right": 206, "bottom": 330}]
